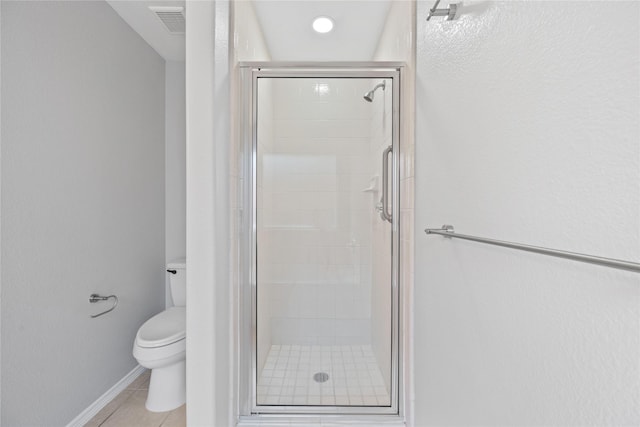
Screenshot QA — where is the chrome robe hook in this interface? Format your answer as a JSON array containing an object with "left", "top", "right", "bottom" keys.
[{"left": 426, "top": 0, "right": 460, "bottom": 21}]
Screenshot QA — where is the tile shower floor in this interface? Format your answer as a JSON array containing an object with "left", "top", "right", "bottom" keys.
[{"left": 257, "top": 344, "right": 390, "bottom": 406}]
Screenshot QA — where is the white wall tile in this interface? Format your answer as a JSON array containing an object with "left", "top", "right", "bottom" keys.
[{"left": 258, "top": 79, "right": 379, "bottom": 347}]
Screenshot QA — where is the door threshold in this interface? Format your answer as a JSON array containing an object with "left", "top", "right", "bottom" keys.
[{"left": 238, "top": 414, "right": 405, "bottom": 426}]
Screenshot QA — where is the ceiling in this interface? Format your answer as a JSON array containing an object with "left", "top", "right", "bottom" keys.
[
  {"left": 251, "top": 0, "right": 392, "bottom": 61},
  {"left": 106, "top": 0, "right": 392, "bottom": 62},
  {"left": 106, "top": 0, "right": 186, "bottom": 61}
]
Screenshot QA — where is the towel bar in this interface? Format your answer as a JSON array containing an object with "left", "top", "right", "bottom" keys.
[{"left": 425, "top": 225, "right": 640, "bottom": 273}]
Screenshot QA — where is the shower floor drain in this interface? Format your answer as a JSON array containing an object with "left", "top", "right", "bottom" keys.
[{"left": 313, "top": 372, "right": 329, "bottom": 383}]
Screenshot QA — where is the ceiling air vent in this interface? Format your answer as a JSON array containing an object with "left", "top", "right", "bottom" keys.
[{"left": 149, "top": 6, "right": 185, "bottom": 35}]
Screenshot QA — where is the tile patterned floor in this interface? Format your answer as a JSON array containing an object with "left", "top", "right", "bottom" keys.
[
  {"left": 257, "top": 344, "right": 390, "bottom": 406},
  {"left": 84, "top": 370, "right": 185, "bottom": 427},
  {"left": 85, "top": 346, "right": 387, "bottom": 426}
]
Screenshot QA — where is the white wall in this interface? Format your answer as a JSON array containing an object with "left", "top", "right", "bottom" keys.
[
  {"left": 415, "top": 1, "right": 639, "bottom": 425},
  {"left": 1, "top": 2, "right": 166, "bottom": 425},
  {"left": 185, "top": 1, "right": 232, "bottom": 425},
  {"left": 233, "top": 0, "right": 271, "bottom": 63},
  {"left": 165, "top": 60, "right": 186, "bottom": 307}
]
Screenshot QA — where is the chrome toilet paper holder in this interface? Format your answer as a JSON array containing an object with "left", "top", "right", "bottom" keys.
[{"left": 89, "top": 294, "right": 118, "bottom": 318}]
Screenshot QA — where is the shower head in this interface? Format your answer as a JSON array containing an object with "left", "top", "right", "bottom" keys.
[{"left": 363, "top": 81, "right": 386, "bottom": 102}]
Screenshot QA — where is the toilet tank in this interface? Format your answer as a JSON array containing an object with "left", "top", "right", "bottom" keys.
[{"left": 167, "top": 258, "right": 186, "bottom": 306}]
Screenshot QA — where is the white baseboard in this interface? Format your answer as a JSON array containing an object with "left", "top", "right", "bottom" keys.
[{"left": 66, "top": 364, "right": 146, "bottom": 427}]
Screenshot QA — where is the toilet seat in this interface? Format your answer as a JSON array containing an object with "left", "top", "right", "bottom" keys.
[
  {"left": 133, "top": 338, "right": 185, "bottom": 367},
  {"left": 136, "top": 307, "right": 185, "bottom": 348},
  {"left": 133, "top": 307, "right": 186, "bottom": 368}
]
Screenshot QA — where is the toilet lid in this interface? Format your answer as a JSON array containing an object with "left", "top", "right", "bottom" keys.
[{"left": 136, "top": 307, "right": 186, "bottom": 348}]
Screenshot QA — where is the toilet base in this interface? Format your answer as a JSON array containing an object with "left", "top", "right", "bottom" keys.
[{"left": 145, "top": 360, "right": 186, "bottom": 412}]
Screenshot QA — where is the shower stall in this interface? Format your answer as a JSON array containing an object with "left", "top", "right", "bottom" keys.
[{"left": 239, "top": 66, "right": 402, "bottom": 416}]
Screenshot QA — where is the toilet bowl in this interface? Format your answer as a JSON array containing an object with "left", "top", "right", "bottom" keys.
[
  {"left": 133, "top": 307, "right": 185, "bottom": 411},
  {"left": 133, "top": 259, "right": 186, "bottom": 412}
]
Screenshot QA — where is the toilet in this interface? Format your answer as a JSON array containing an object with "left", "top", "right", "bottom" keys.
[{"left": 133, "top": 259, "right": 186, "bottom": 412}]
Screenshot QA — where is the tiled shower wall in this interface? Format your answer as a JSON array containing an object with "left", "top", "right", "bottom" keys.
[
  {"left": 368, "top": 79, "right": 393, "bottom": 391},
  {"left": 257, "top": 78, "right": 275, "bottom": 372},
  {"left": 257, "top": 79, "right": 377, "bottom": 348}
]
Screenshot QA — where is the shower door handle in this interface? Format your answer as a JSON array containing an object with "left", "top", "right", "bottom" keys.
[{"left": 380, "top": 145, "right": 393, "bottom": 223}]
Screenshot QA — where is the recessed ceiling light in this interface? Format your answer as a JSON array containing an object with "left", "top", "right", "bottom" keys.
[{"left": 312, "top": 16, "right": 334, "bottom": 33}]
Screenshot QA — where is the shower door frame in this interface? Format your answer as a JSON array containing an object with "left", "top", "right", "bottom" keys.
[{"left": 239, "top": 63, "right": 403, "bottom": 419}]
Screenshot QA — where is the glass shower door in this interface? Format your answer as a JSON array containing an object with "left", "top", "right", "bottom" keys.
[{"left": 253, "top": 73, "right": 398, "bottom": 412}]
